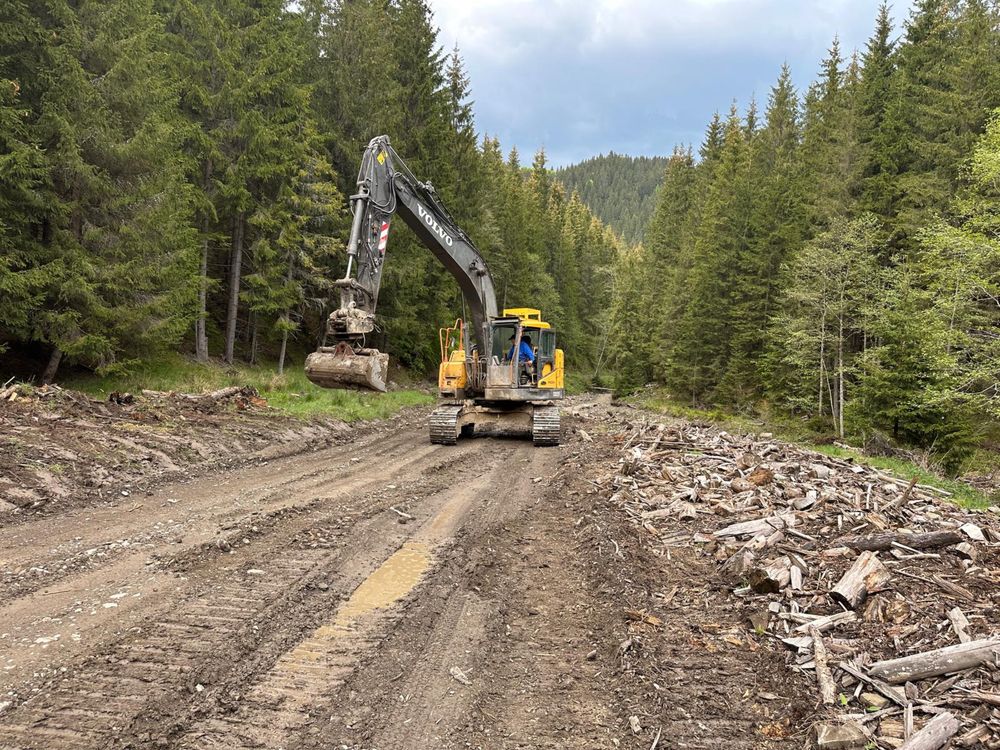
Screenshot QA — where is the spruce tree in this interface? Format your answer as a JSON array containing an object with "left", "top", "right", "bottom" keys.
[
  {"left": 669, "top": 110, "right": 752, "bottom": 402},
  {"left": 10, "top": 0, "right": 197, "bottom": 381}
]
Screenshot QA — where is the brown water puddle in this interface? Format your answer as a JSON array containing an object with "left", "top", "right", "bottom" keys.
[{"left": 334, "top": 541, "right": 432, "bottom": 627}]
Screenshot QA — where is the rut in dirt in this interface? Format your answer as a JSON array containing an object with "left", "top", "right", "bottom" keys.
[{"left": 0, "top": 405, "right": 810, "bottom": 750}]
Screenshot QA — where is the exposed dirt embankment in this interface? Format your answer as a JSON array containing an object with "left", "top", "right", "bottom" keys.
[{"left": 0, "top": 384, "right": 410, "bottom": 518}]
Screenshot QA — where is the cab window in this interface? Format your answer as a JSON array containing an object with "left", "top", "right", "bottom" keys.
[
  {"left": 540, "top": 330, "right": 556, "bottom": 359},
  {"left": 491, "top": 324, "right": 517, "bottom": 361}
]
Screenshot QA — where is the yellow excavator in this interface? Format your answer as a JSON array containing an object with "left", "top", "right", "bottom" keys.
[{"left": 305, "top": 136, "right": 563, "bottom": 445}]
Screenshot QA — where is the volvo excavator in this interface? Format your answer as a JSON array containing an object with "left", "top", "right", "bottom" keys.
[{"left": 304, "top": 136, "right": 564, "bottom": 446}]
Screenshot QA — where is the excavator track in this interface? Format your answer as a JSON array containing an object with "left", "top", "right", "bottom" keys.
[
  {"left": 429, "top": 404, "right": 464, "bottom": 445},
  {"left": 531, "top": 405, "right": 561, "bottom": 447}
]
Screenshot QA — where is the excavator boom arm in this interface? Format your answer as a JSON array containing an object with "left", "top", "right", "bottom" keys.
[
  {"left": 307, "top": 136, "right": 497, "bottom": 392},
  {"left": 334, "top": 136, "right": 497, "bottom": 351}
]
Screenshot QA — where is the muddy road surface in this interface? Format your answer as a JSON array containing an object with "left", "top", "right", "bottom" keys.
[{"left": 0, "top": 407, "right": 803, "bottom": 749}]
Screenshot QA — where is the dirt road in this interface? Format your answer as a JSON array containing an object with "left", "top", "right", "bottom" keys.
[{"left": 0, "top": 406, "right": 804, "bottom": 749}]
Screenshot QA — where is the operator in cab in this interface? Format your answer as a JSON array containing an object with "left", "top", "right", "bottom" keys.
[{"left": 507, "top": 333, "right": 534, "bottom": 363}]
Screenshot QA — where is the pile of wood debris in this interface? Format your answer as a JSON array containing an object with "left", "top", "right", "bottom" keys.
[
  {"left": 0, "top": 381, "right": 266, "bottom": 411},
  {"left": 596, "top": 415, "right": 1000, "bottom": 750},
  {"left": 0, "top": 382, "right": 350, "bottom": 516}
]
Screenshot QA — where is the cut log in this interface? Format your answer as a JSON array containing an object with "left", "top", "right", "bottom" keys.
[
  {"left": 814, "top": 721, "right": 867, "bottom": 749},
  {"left": 868, "top": 638, "right": 1000, "bottom": 683},
  {"left": 713, "top": 513, "right": 795, "bottom": 538},
  {"left": 834, "top": 530, "right": 963, "bottom": 552},
  {"left": 896, "top": 712, "right": 959, "bottom": 750},
  {"left": 809, "top": 625, "right": 837, "bottom": 705},
  {"left": 956, "top": 725, "right": 990, "bottom": 748},
  {"left": 930, "top": 575, "right": 974, "bottom": 602},
  {"left": 837, "top": 661, "right": 907, "bottom": 706},
  {"left": 748, "top": 556, "right": 791, "bottom": 594},
  {"left": 830, "top": 551, "right": 891, "bottom": 609}
]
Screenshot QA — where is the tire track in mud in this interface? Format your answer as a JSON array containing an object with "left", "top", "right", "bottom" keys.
[
  {"left": 0, "top": 427, "right": 442, "bottom": 699},
  {"left": 170, "top": 450, "right": 523, "bottom": 749},
  {"left": 0, "top": 423, "right": 425, "bottom": 603},
  {"left": 0, "top": 435, "right": 504, "bottom": 750}
]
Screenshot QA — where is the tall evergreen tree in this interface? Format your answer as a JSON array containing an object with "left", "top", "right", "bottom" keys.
[{"left": 5, "top": 0, "right": 198, "bottom": 381}]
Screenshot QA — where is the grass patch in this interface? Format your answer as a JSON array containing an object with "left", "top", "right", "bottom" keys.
[
  {"left": 631, "top": 386, "right": 993, "bottom": 510},
  {"left": 61, "top": 353, "right": 435, "bottom": 422}
]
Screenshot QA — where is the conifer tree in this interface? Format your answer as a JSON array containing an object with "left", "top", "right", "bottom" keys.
[
  {"left": 669, "top": 110, "right": 752, "bottom": 401},
  {"left": 9, "top": 0, "right": 197, "bottom": 381},
  {"left": 858, "top": 3, "right": 899, "bottom": 225},
  {"left": 0, "top": 77, "right": 46, "bottom": 347},
  {"left": 721, "top": 66, "right": 805, "bottom": 402}
]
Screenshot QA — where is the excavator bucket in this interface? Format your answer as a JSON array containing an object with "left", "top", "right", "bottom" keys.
[{"left": 305, "top": 343, "right": 390, "bottom": 393}]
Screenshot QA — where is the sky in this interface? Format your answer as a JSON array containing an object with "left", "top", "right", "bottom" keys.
[{"left": 432, "top": 0, "right": 914, "bottom": 167}]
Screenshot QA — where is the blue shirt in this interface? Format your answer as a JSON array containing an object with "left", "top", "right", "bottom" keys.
[{"left": 508, "top": 340, "right": 535, "bottom": 363}]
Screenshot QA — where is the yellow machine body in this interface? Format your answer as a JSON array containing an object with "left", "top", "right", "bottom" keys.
[
  {"left": 432, "top": 308, "right": 563, "bottom": 445},
  {"left": 438, "top": 348, "right": 468, "bottom": 391}
]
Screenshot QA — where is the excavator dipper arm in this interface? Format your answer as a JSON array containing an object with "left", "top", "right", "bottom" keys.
[{"left": 305, "top": 136, "right": 498, "bottom": 392}]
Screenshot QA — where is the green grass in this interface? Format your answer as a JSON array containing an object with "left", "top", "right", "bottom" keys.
[
  {"left": 631, "top": 386, "right": 993, "bottom": 509},
  {"left": 61, "top": 353, "right": 435, "bottom": 422}
]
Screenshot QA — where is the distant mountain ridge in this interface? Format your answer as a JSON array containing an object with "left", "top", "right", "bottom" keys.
[{"left": 555, "top": 153, "right": 668, "bottom": 244}]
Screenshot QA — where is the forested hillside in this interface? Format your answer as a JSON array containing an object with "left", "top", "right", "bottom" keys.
[
  {"left": 555, "top": 153, "right": 668, "bottom": 242},
  {"left": 610, "top": 0, "right": 1000, "bottom": 473},
  {"left": 0, "top": 0, "right": 621, "bottom": 380}
]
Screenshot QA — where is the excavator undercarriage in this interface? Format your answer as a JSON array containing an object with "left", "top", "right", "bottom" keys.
[{"left": 428, "top": 401, "right": 561, "bottom": 446}]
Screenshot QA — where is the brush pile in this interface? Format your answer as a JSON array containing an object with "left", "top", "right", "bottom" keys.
[{"left": 596, "top": 414, "right": 1000, "bottom": 749}]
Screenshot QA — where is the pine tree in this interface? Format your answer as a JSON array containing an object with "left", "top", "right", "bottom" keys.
[
  {"left": 720, "top": 66, "right": 805, "bottom": 402},
  {"left": 858, "top": 3, "right": 899, "bottom": 225},
  {"left": 645, "top": 147, "right": 696, "bottom": 375},
  {"left": 801, "top": 38, "right": 862, "bottom": 225},
  {"left": 0, "top": 76, "right": 46, "bottom": 348},
  {"left": 168, "top": 0, "right": 324, "bottom": 365}
]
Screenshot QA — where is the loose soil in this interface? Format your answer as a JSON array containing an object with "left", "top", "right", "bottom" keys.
[{"left": 0, "top": 393, "right": 825, "bottom": 749}]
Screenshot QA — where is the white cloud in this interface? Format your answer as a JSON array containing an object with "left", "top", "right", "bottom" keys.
[
  {"left": 429, "top": 0, "right": 914, "bottom": 165},
  {"left": 434, "top": 0, "right": 884, "bottom": 62}
]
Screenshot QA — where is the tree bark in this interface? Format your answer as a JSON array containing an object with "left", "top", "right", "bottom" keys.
[
  {"left": 818, "top": 306, "right": 826, "bottom": 417},
  {"left": 834, "top": 530, "right": 963, "bottom": 552},
  {"left": 837, "top": 306, "right": 845, "bottom": 439},
  {"left": 277, "top": 254, "right": 294, "bottom": 375},
  {"left": 224, "top": 211, "right": 245, "bottom": 365},
  {"left": 830, "top": 550, "right": 890, "bottom": 609},
  {"left": 195, "top": 230, "right": 210, "bottom": 363},
  {"left": 249, "top": 311, "right": 258, "bottom": 365},
  {"left": 41, "top": 347, "right": 63, "bottom": 384},
  {"left": 896, "top": 712, "right": 959, "bottom": 750},
  {"left": 195, "top": 158, "right": 212, "bottom": 363},
  {"left": 278, "top": 323, "right": 289, "bottom": 375},
  {"left": 808, "top": 625, "right": 837, "bottom": 705},
  {"left": 869, "top": 638, "right": 1000, "bottom": 683}
]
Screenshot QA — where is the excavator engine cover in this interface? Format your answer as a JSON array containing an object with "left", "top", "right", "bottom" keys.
[{"left": 305, "top": 342, "right": 389, "bottom": 393}]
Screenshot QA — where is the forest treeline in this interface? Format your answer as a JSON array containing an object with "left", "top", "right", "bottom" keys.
[
  {"left": 0, "top": 0, "right": 622, "bottom": 380},
  {"left": 555, "top": 153, "right": 668, "bottom": 243},
  {"left": 609, "top": 0, "right": 1000, "bottom": 472}
]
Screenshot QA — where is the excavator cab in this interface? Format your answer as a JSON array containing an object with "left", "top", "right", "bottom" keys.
[{"left": 481, "top": 309, "right": 563, "bottom": 398}]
